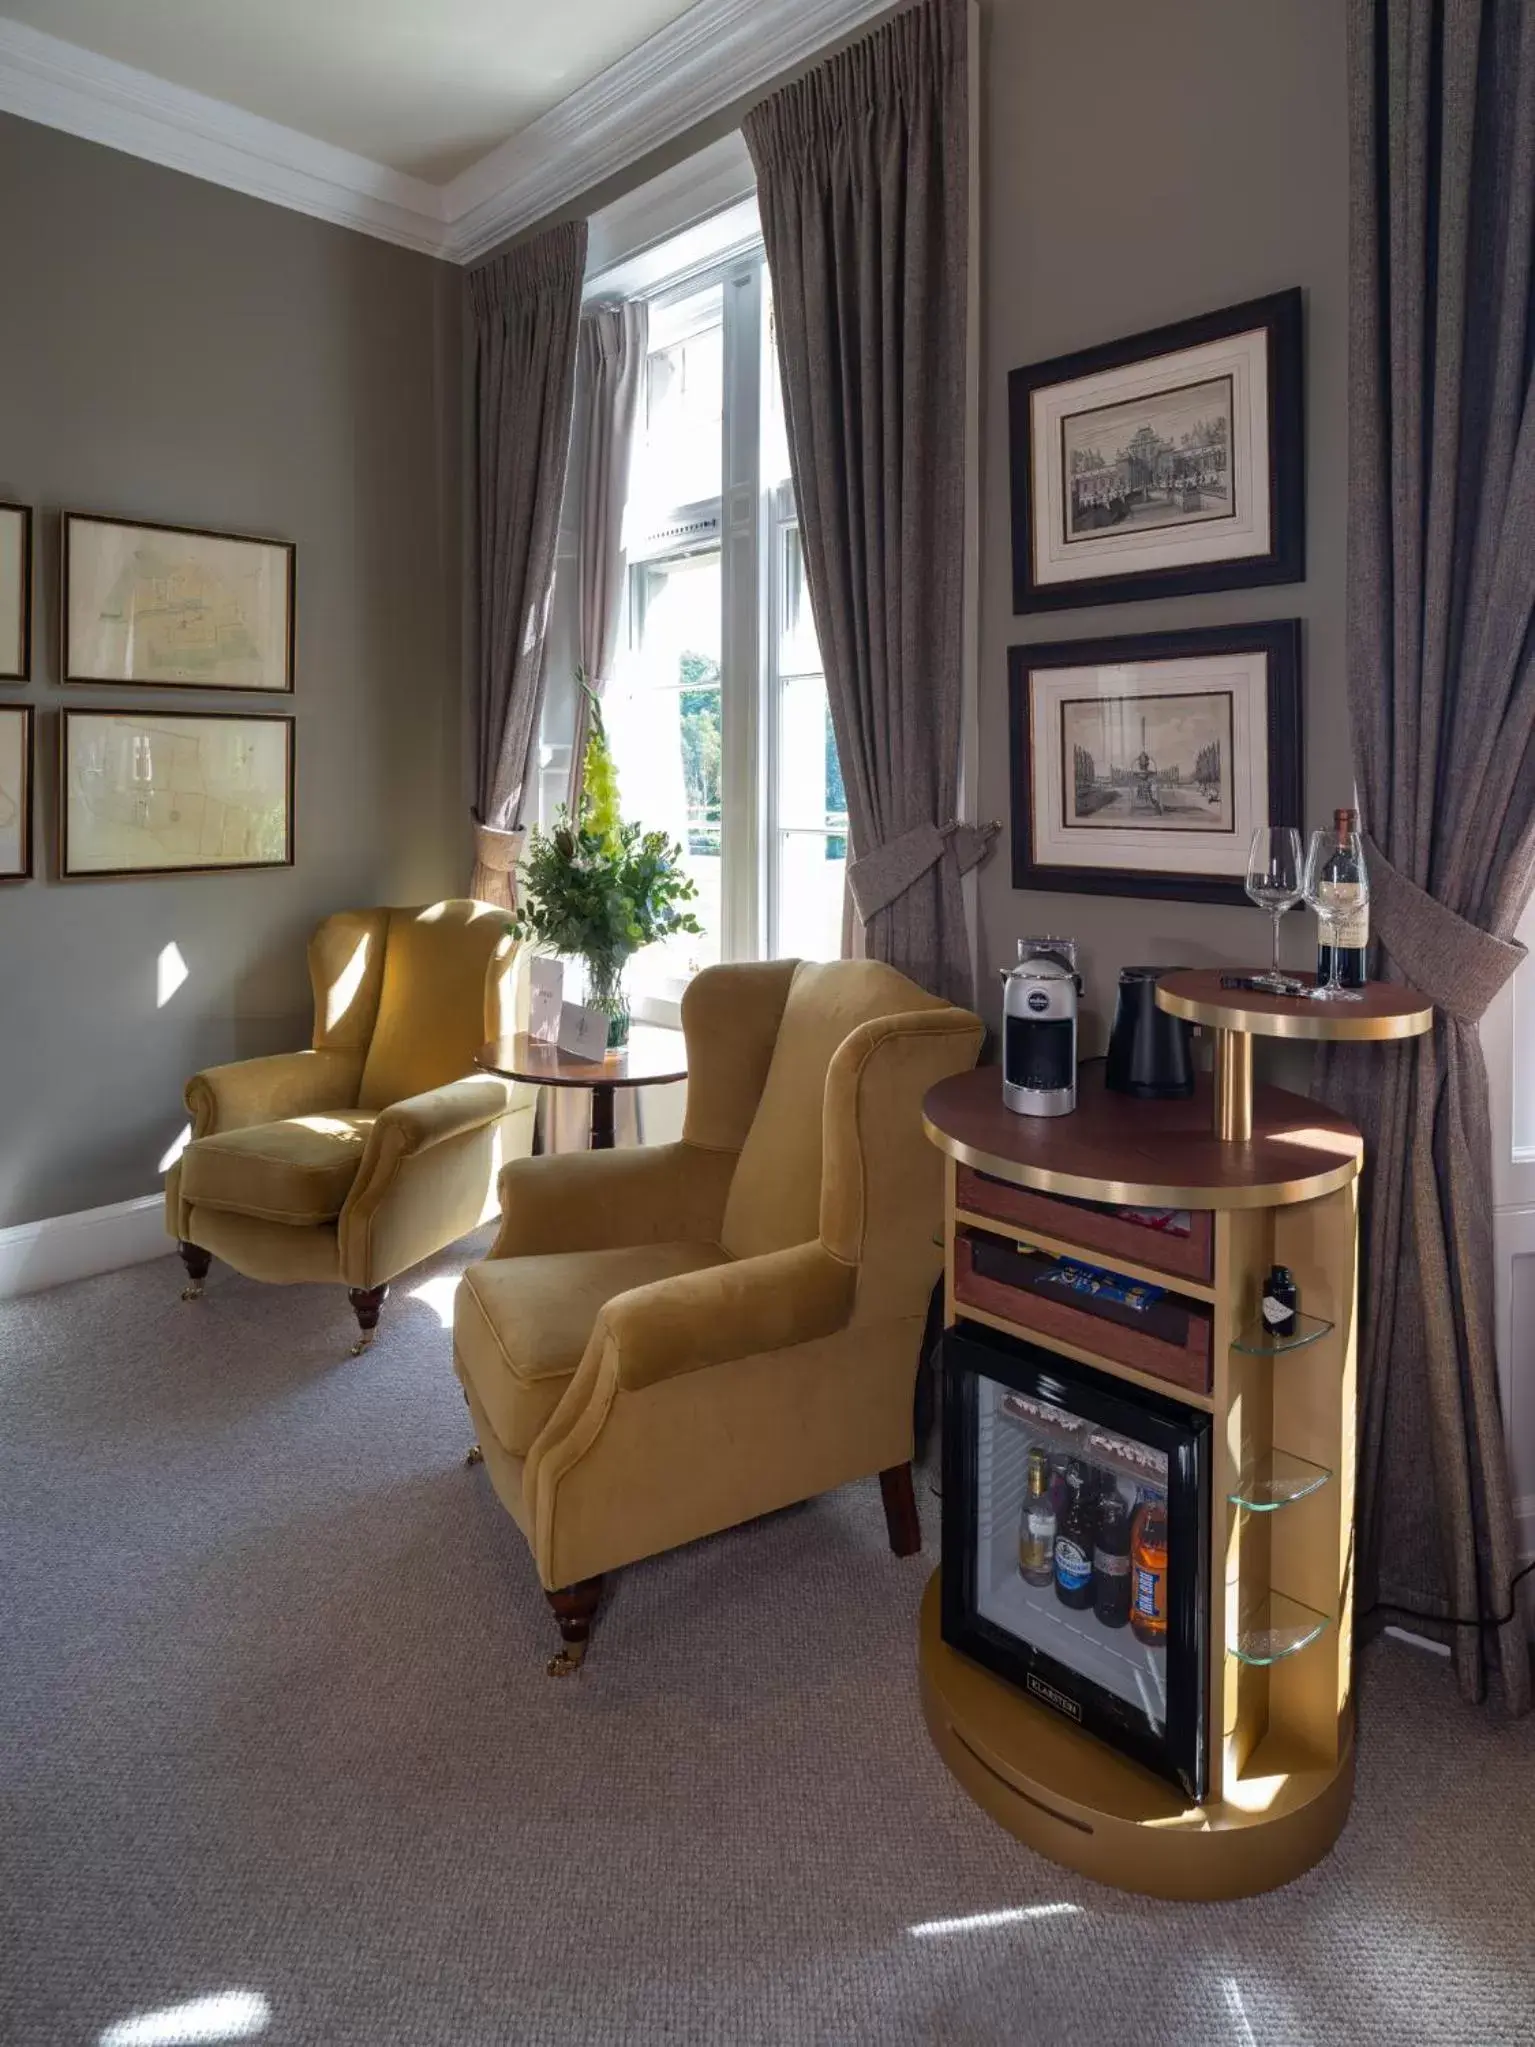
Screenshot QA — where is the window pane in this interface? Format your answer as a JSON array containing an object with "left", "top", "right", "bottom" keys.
[
  {"left": 779, "top": 525, "right": 822, "bottom": 678},
  {"left": 632, "top": 286, "right": 723, "bottom": 520},
  {"left": 776, "top": 832, "right": 845, "bottom": 962},
  {"left": 606, "top": 549, "right": 722, "bottom": 991},
  {"left": 773, "top": 655, "right": 847, "bottom": 960}
]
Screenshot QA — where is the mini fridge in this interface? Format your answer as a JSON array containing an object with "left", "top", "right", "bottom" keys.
[{"left": 941, "top": 1320, "right": 1211, "bottom": 1800}]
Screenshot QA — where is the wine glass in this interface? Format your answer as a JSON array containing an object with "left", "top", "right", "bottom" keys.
[
  {"left": 1244, "top": 827, "right": 1304, "bottom": 992},
  {"left": 1303, "top": 824, "right": 1369, "bottom": 1002}
]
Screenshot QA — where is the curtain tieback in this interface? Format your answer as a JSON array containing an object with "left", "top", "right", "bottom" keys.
[
  {"left": 847, "top": 819, "right": 999, "bottom": 924},
  {"left": 471, "top": 818, "right": 524, "bottom": 875},
  {"left": 1365, "top": 833, "right": 1525, "bottom": 1025}
]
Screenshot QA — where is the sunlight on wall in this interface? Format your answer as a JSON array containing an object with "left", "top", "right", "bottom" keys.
[
  {"left": 325, "top": 935, "right": 372, "bottom": 1034},
  {"left": 906, "top": 1902, "right": 1081, "bottom": 1938},
  {"left": 98, "top": 1988, "right": 270, "bottom": 2046},
  {"left": 408, "top": 1274, "right": 459, "bottom": 1330},
  {"left": 158, "top": 1124, "right": 192, "bottom": 1175},
  {"left": 156, "top": 942, "right": 189, "bottom": 1009}
]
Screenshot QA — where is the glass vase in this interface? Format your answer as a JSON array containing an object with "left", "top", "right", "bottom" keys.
[{"left": 583, "top": 953, "right": 631, "bottom": 1050}]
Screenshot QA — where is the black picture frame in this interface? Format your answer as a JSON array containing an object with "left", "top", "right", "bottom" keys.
[
  {"left": 0, "top": 703, "right": 33, "bottom": 880},
  {"left": 941, "top": 1319, "right": 1209, "bottom": 1803},
  {"left": 1009, "top": 288, "right": 1304, "bottom": 613},
  {"left": 1, "top": 501, "right": 31, "bottom": 682},
  {"left": 1008, "top": 618, "right": 1303, "bottom": 907}
]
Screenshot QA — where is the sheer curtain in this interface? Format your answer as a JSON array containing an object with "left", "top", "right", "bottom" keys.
[{"left": 467, "top": 220, "right": 586, "bottom": 908}]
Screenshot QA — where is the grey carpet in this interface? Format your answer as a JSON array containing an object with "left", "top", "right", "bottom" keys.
[{"left": 2, "top": 1240, "right": 1532, "bottom": 2047}]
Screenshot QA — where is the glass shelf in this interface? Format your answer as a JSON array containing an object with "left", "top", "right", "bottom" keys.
[
  {"left": 1231, "top": 1308, "right": 1334, "bottom": 1356},
  {"left": 1230, "top": 1590, "right": 1331, "bottom": 1666},
  {"left": 1228, "top": 1449, "right": 1333, "bottom": 1513}
]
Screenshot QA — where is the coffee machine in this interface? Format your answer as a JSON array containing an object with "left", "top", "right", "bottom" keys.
[{"left": 1002, "top": 940, "right": 1080, "bottom": 1117}]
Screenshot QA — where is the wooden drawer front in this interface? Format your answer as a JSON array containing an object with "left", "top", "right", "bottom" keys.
[
  {"left": 953, "top": 1232, "right": 1213, "bottom": 1397},
  {"left": 954, "top": 1165, "right": 1214, "bottom": 1286}
]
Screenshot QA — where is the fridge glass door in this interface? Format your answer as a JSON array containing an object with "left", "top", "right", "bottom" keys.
[{"left": 974, "top": 1372, "right": 1170, "bottom": 1736}]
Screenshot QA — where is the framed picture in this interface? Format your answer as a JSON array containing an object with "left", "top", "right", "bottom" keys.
[
  {"left": 1009, "top": 290, "right": 1304, "bottom": 612},
  {"left": 1008, "top": 620, "right": 1302, "bottom": 906},
  {"left": 1, "top": 502, "right": 32, "bottom": 680},
  {"left": 62, "top": 512, "right": 295, "bottom": 692},
  {"left": 59, "top": 709, "right": 294, "bottom": 879},
  {"left": 0, "top": 705, "right": 33, "bottom": 879}
]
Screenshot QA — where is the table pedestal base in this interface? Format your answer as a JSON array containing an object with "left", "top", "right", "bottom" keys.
[{"left": 1213, "top": 1027, "right": 1254, "bottom": 1142}]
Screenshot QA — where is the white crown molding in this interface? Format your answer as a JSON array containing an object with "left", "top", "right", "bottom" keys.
[
  {"left": 0, "top": 0, "right": 891, "bottom": 265},
  {"left": 0, "top": 14, "right": 449, "bottom": 256},
  {"left": 443, "top": 0, "right": 892, "bottom": 263}
]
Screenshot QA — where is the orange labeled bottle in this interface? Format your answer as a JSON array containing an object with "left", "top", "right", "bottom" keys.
[{"left": 1130, "top": 1493, "right": 1168, "bottom": 1647}]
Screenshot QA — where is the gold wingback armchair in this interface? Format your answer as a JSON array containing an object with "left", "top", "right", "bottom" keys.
[
  {"left": 453, "top": 957, "right": 983, "bottom": 1671},
  {"left": 166, "top": 900, "right": 536, "bottom": 1349}
]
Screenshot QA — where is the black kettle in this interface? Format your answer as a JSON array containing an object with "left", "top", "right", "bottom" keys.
[{"left": 1105, "top": 966, "right": 1194, "bottom": 1100}]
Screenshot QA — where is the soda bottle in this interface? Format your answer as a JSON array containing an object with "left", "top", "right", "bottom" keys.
[
  {"left": 1053, "top": 1459, "right": 1094, "bottom": 1610},
  {"left": 1130, "top": 1492, "right": 1169, "bottom": 1646},
  {"left": 1093, "top": 1478, "right": 1132, "bottom": 1629},
  {"left": 1017, "top": 1445, "right": 1055, "bottom": 1588}
]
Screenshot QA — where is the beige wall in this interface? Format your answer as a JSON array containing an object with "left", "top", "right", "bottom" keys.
[
  {"left": 975, "top": 0, "right": 1349, "bottom": 1063},
  {"left": 0, "top": 115, "right": 465, "bottom": 1229}
]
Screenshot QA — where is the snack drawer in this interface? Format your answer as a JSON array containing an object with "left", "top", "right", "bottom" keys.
[
  {"left": 954, "top": 1165, "right": 1214, "bottom": 1286},
  {"left": 953, "top": 1229, "right": 1212, "bottom": 1397}
]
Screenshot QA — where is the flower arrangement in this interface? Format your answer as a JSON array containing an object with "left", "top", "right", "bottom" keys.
[{"left": 511, "top": 687, "right": 701, "bottom": 1047}]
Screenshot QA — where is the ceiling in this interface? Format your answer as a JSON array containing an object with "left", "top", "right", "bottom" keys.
[{"left": 1, "top": 0, "right": 704, "bottom": 180}]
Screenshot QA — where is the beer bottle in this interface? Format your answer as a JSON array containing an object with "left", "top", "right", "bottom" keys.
[
  {"left": 1017, "top": 1445, "right": 1055, "bottom": 1587},
  {"left": 1093, "top": 1478, "right": 1132, "bottom": 1629},
  {"left": 1130, "top": 1492, "right": 1169, "bottom": 1646},
  {"left": 1053, "top": 1458, "right": 1094, "bottom": 1610}
]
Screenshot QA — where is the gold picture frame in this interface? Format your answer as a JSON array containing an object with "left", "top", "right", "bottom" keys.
[
  {"left": 59, "top": 708, "right": 295, "bottom": 880},
  {"left": 62, "top": 511, "right": 296, "bottom": 693}
]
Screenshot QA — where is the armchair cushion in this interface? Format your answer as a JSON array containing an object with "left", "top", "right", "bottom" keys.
[
  {"left": 179, "top": 1112, "right": 376, "bottom": 1227},
  {"left": 456, "top": 1242, "right": 729, "bottom": 1457}
]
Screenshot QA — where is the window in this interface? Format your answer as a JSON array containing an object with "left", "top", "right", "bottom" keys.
[{"left": 600, "top": 236, "right": 842, "bottom": 1012}]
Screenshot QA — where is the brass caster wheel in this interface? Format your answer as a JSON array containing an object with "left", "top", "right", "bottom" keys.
[
  {"left": 464, "top": 1443, "right": 484, "bottom": 1467},
  {"left": 546, "top": 1644, "right": 587, "bottom": 1678},
  {"left": 349, "top": 1331, "right": 375, "bottom": 1357},
  {"left": 179, "top": 1283, "right": 205, "bottom": 1302}
]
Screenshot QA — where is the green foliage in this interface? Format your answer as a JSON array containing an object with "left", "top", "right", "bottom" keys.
[{"left": 511, "top": 678, "right": 702, "bottom": 975}]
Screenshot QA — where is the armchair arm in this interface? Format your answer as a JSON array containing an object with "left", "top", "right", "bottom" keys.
[
  {"left": 185, "top": 1048, "right": 364, "bottom": 1137},
  {"left": 490, "top": 1140, "right": 737, "bottom": 1259},
  {"left": 349, "top": 1075, "right": 518, "bottom": 1186},
  {"left": 602, "top": 1240, "right": 856, "bottom": 1392}
]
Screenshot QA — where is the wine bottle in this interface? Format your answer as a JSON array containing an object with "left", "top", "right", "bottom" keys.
[{"left": 1315, "top": 807, "right": 1368, "bottom": 988}]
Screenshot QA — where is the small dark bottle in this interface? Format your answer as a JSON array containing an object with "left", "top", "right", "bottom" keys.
[
  {"left": 1261, "top": 1264, "right": 1298, "bottom": 1340},
  {"left": 1092, "top": 1481, "right": 1133, "bottom": 1629},
  {"left": 1053, "top": 1459, "right": 1095, "bottom": 1611}
]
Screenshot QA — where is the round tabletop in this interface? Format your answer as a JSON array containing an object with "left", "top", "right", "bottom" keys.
[
  {"left": 1155, "top": 969, "right": 1433, "bottom": 1044},
  {"left": 922, "top": 1060, "right": 1362, "bottom": 1210},
  {"left": 475, "top": 1028, "right": 688, "bottom": 1090}
]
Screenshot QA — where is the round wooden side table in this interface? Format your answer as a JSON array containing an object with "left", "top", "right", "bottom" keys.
[
  {"left": 475, "top": 1029, "right": 688, "bottom": 1150},
  {"left": 1155, "top": 969, "right": 1433, "bottom": 1141}
]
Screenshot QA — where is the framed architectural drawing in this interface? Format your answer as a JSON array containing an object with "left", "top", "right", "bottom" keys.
[
  {"left": 1, "top": 502, "right": 31, "bottom": 680},
  {"left": 59, "top": 709, "right": 294, "bottom": 879},
  {"left": 1009, "top": 291, "right": 1304, "bottom": 612},
  {"left": 0, "top": 705, "right": 32, "bottom": 879},
  {"left": 1008, "top": 620, "right": 1302, "bottom": 905},
  {"left": 62, "top": 513, "right": 295, "bottom": 691}
]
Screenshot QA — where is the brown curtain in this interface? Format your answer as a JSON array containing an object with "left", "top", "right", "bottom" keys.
[
  {"left": 567, "top": 301, "right": 647, "bottom": 812},
  {"left": 744, "top": 0, "right": 991, "bottom": 1006},
  {"left": 468, "top": 220, "right": 587, "bottom": 907},
  {"left": 1324, "top": 0, "right": 1535, "bottom": 1710}
]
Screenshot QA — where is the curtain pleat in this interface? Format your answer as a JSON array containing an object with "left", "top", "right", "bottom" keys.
[
  {"left": 1323, "top": 0, "right": 1535, "bottom": 1712},
  {"left": 468, "top": 219, "right": 587, "bottom": 907},
  {"left": 744, "top": 0, "right": 984, "bottom": 1002}
]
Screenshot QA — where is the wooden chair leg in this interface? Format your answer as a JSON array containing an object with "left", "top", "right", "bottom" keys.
[
  {"left": 879, "top": 1462, "right": 922, "bottom": 1558},
  {"left": 545, "top": 1575, "right": 604, "bottom": 1677},
  {"left": 178, "top": 1241, "right": 212, "bottom": 1301},
  {"left": 347, "top": 1283, "right": 389, "bottom": 1355}
]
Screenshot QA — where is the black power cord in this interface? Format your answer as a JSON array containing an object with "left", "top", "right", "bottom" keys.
[{"left": 1360, "top": 1556, "right": 1535, "bottom": 1634}]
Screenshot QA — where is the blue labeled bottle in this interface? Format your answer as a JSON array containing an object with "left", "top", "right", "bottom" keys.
[{"left": 1053, "top": 1458, "right": 1095, "bottom": 1611}]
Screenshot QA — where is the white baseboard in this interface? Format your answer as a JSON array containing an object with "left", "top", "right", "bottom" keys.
[{"left": 0, "top": 1191, "right": 168, "bottom": 1299}]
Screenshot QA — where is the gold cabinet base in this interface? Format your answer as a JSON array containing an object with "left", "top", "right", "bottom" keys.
[{"left": 919, "top": 1576, "right": 1354, "bottom": 1902}]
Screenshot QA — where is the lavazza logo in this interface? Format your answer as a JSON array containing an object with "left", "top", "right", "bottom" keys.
[{"left": 1027, "top": 1673, "right": 1082, "bottom": 1723}]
